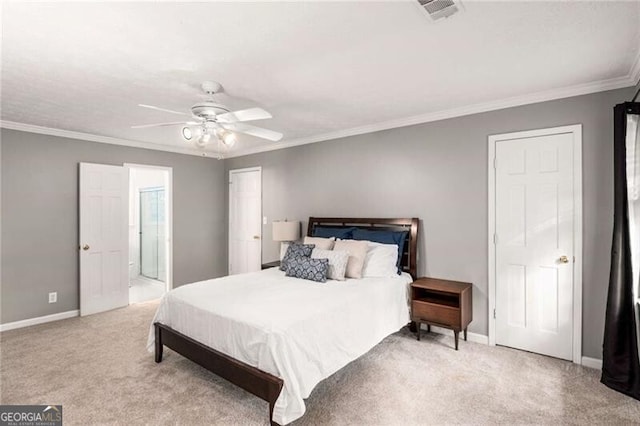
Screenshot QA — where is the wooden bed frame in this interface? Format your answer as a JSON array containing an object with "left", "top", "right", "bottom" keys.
[{"left": 154, "top": 217, "right": 419, "bottom": 425}]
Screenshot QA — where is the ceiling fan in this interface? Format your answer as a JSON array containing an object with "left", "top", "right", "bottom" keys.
[{"left": 132, "top": 81, "right": 283, "bottom": 148}]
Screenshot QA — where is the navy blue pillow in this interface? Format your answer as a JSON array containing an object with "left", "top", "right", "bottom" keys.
[
  {"left": 351, "top": 229, "right": 408, "bottom": 274},
  {"left": 280, "top": 243, "right": 315, "bottom": 271},
  {"left": 311, "top": 226, "right": 357, "bottom": 240}
]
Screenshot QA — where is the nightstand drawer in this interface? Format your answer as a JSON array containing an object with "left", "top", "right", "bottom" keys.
[{"left": 412, "top": 300, "right": 461, "bottom": 328}]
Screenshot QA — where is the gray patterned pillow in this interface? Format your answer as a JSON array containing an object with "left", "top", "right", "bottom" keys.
[
  {"left": 311, "top": 248, "right": 349, "bottom": 281},
  {"left": 280, "top": 243, "right": 315, "bottom": 271},
  {"left": 284, "top": 256, "right": 329, "bottom": 283}
]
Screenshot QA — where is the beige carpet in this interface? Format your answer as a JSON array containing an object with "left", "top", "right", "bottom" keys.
[{"left": 1, "top": 301, "right": 639, "bottom": 425}]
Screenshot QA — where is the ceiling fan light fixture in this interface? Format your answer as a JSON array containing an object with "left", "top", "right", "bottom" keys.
[
  {"left": 219, "top": 129, "right": 237, "bottom": 147},
  {"left": 195, "top": 132, "right": 210, "bottom": 147},
  {"left": 181, "top": 126, "right": 193, "bottom": 141}
]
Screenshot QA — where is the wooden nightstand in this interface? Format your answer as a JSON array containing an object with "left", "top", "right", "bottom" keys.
[
  {"left": 261, "top": 261, "right": 281, "bottom": 270},
  {"left": 411, "top": 277, "right": 472, "bottom": 350}
]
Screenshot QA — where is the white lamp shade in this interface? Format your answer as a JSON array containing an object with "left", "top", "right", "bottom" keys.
[{"left": 272, "top": 221, "right": 300, "bottom": 242}]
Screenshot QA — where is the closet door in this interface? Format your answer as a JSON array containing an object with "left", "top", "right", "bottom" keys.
[
  {"left": 494, "top": 131, "right": 576, "bottom": 360},
  {"left": 228, "top": 167, "right": 262, "bottom": 274}
]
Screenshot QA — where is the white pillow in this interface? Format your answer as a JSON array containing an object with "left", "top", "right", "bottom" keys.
[
  {"left": 279, "top": 242, "right": 290, "bottom": 261},
  {"left": 303, "top": 236, "right": 335, "bottom": 250},
  {"left": 362, "top": 241, "right": 399, "bottom": 278},
  {"left": 333, "top": 240, "right": 368, "bottom": 279},
  {"left": 311, "top": 248, "right": 349, "bottom": 281}
]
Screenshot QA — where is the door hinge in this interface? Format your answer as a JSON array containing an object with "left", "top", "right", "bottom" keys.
[
  {"left": 493, "top": 157, "right": 497, "bottom": 169},
  {"left": 493, "top": 308, "right": 496, "bottom": 319},
  {"left": 493, "top": 233, "right": 498, "bottom": 244}
]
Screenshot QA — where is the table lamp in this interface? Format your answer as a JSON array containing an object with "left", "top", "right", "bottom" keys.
[{"left": 272, "top": 220, "right": 300, "bottom": 260}]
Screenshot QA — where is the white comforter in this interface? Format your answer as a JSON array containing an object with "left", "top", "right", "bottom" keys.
[{"left": 147, "top": 268, "right": 412, "bottom": 425}]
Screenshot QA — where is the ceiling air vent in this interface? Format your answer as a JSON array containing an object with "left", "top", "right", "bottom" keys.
[{"left": 417, "top": 0, "right": 463, "bottom": 21}]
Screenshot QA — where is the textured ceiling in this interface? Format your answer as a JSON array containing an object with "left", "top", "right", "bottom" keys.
[{"left": 2, "top": 1, "right": 639, "bottom": 157}]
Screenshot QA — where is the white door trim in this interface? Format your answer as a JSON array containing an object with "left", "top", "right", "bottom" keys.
[
  {"left": 229, "top": 166, "right": 263, "bottom": 175},
  {"left": 488, "top": 124, "right": 583, "bottom": 363},
  {"left": 228, "top": 166, "right": 262, "bottom": 274},
  {"left": 124, "top": 163, "right": 174, "bottom": 292}
]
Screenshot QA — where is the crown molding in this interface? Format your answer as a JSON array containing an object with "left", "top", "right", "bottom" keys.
[
  {"left": 225, "top": 73, "right": 637, "bottom": 158},
  {"left": 0, "top": 120, "right": 219, "bottom": 158},
  {"left": 2, "top": 70, "right": 638, "bottom": 160}
]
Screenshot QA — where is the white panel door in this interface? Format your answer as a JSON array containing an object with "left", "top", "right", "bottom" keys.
[
  {"left": 228, "top": 168, "right": 262, "bottom": 274},
  {"left": 495, "top": 132, "right": 574, "bottom": 360},
  {"left": 80, "top": 163, "right": 129, "bottom": 316}
]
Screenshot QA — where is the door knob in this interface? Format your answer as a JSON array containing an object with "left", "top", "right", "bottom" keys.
[
  {"left": 82, "top": 244, "right": 90, "bottom": 251},
  {"left": 559, "top": 255, "right": 569, "bottom": 263},
  {"left": 253, "top": 235, "right": 260, "bottom": 240}
]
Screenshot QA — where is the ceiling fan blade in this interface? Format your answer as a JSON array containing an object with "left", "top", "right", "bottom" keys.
[
  {"left": 216, "top": 107, "right": 272, "bottom": 123},
  {"left": 138, "top": 104, "right": 189, "bottom": 116},
  {"left": 221, "top": 123, "right": 283, "bottom": 142},
  {"left": 131, "top": 120, "right": 199, "bottom": 129}
]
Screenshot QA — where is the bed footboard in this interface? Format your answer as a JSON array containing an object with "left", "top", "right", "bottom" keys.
[{"left": 154, "top": 322, "right": 284, "bottom": 425}]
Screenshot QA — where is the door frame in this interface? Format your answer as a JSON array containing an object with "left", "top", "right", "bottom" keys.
[
  {"left": 124, "top": 163, "right": 174, "bottom": 292},
  {"left": 487, "top": 124, "right": 583, "bottom": 363},
  {"left": 228, "top": 166, "right": 262, "bottom": 274}
]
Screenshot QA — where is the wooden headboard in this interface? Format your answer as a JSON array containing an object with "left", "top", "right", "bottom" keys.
[{"left": 307, "top": 217, "right": 419, "bottom": 279}]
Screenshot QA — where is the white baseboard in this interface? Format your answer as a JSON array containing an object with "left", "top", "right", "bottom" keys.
[
  {"left": 0, "top": 310, "right": 79, "bottom": 332},
  {"left": 419, "top": 324, "right": 489, "bottom": 345},
  {"left": 423, "top": 323, "right": 601, "bottom": 367},
  {"left": 581, "top": 356, "right": 603, "bottom": 370}
]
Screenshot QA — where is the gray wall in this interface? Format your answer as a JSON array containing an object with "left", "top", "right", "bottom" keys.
[
  {"left": 226, "top": 86, "right": 636, "bottom": 359},
  {"left": 2, "top": 85, "right": 635, "bottom": 358},
  {"left": 1, "top": 129, "right": 227, "bottom": 323}
]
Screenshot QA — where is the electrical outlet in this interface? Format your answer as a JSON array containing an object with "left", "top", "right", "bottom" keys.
[
  {"left": 48, "top": 292, "right": 57, "bottom": 304},
  {"left": 263, "top": 216, "right": 267, "bottom": 225}
]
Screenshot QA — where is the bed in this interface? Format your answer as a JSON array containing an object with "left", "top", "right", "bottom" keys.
[{"left": 148, "top": 217, "right": 419, "bottom": 425}]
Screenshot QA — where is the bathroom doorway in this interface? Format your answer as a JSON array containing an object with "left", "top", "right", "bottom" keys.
[
  {"left": 125, "top": 164, "right": 173, "bottom": 304},
  {"left": 140, "top": 187, "right": 165, "bottom": 281}
]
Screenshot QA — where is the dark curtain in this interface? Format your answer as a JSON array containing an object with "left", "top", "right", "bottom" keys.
[{"left": 602, "top": 101, "right": 640, "bottom": 400}]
